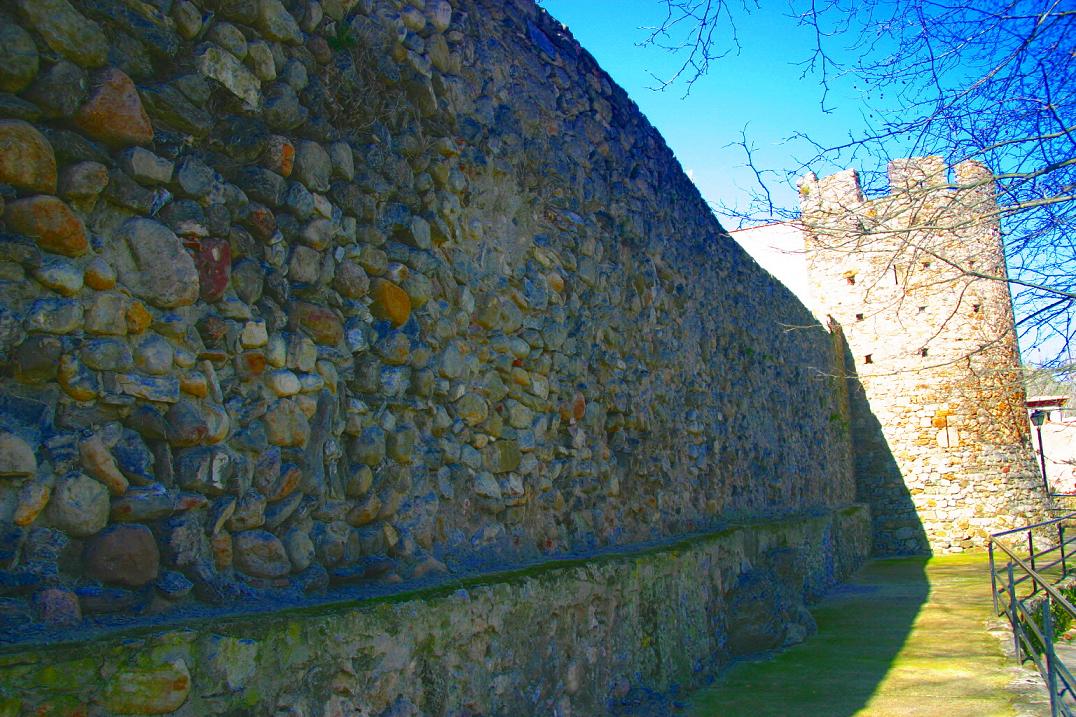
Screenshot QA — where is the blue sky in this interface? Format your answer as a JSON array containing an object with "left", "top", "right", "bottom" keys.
[{"left": 541, "top": 1, "right": 871, "bottom": 228}]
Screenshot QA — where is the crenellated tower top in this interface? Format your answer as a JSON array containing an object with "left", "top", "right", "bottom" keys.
[{"left": 799, "top": 156, "right": 998, "bottom": 219}]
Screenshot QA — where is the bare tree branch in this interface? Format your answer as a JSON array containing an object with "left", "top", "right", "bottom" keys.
[{"left": 649, "top": 0, "right": 1076, "bottom": 366}]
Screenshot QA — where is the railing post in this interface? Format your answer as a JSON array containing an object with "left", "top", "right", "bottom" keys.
[
  {"left": 1061, "top": 524, "right": 1068, "bottom": 579},
  {"left": 990, "top": 542, "right": 999, "bottom": 615},
  {"left": 1030, "top": 531, "right": 1038, "bottom": 592},
  {"left": 1009, "top": 562, "right": 1022, "bottom": 662},
  {"left": 1043, "top": 600, "right": 1059, "bottom": 716}
]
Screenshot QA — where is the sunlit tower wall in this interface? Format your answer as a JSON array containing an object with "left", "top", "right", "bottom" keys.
[{"left": 799, "top": 157, "right": 1046, "bottom": 554}]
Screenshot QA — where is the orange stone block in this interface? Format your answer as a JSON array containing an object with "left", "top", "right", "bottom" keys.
[
  {"left": 58, "top": 355, "right": 97, "bottom": 401},
  {"left": 73, "top": 68, "right": 153, "bottom": 147},
  {"left": 265, "top": 135, "right": 295, "bottom": 177},
  {"left": 126, "top": 301, "right": 152, "bottom": 334},
  {"left": 79, "top": 434, "right": 129, "bottom": 496},
  {"left": 211, "top": 532, "right": 233, "bottom": 570},
  {"left": 175, "top": 493, "right": 208, "bottom": 512},
  {"left": 180, "top": 373, "right": 209, "bottom": 398},
  {"left": 241, "top": 351, "right": 268, "bottom": 376},
  {"left": 291, "top": 301, "right": 344, "bottom": 345},
  {"left": 370, "top": 279, "right": 412, "bottom": 327},
  {"left": 265, "top": 464, "right": 301, "bottom": 502},
  {"left": 84, "top": 257, "right": 117, "bottom": 290},
  {"left": 14, "top": 479, "right": 50, "bottom": 526},
  {"left": 572, "top": 391, "right": 586, "bottom": 421},
  {"left": 279, "top": 142, "right": 295, "bottom": 176},
  {"left": 5, "top": 195, "right": 88, "bottom": 257},
  {"left": 0, "top": 119, "right": 56, "bottom": 194}
]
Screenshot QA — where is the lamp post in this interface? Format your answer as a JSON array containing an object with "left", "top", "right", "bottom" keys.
[{"left": 1031, "top": 409, "right": 1049, "bottom": 495}]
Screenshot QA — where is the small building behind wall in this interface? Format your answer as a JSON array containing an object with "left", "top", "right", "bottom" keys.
[{"left": 1027, "top": 395, "right": 1076, "bottom": 496}]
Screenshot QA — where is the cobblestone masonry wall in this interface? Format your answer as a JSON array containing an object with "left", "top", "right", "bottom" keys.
[
  {"left": 0, "top": 508, "right": 870, "bottom": 717},
  {"left": 799, "top": 158, "right": 1045, "bottom": 554},
  {"left": 0, "top": 0, "right": 859, "bottom": 653}
]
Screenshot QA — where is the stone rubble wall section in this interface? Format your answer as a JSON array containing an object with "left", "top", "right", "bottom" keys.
[
  {"left": 0, "top": 0, "right": 855, "bottom": 640},
  {"left": 0, "top": 507, "right": 870, "bottom": 717},
  {"left": 799, "top": 158, "right": 1045, "bottom": 554}
]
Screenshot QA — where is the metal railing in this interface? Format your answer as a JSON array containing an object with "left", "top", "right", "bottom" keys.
[{"left": 991, "top": 513, "right": 1076, "bottom": 716}]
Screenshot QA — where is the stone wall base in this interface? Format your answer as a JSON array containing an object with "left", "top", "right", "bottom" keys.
[{"left": 0, "top": 505, "right": 870, "bottom": 717}]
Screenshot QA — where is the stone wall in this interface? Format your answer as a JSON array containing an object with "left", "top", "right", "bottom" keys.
[
  {"left": 0, "top": 5, "right": 871, "bottom": 712},
  {"left": 0, "top": 507, "right": 870, "bottom": 717},
  {"left": 0, "top": 0, "right": 861, "bottom": 638},
  {"left": 799, "top": 158, "right": 1046, "bottom": 554}
]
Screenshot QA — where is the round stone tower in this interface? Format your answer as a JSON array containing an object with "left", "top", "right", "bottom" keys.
[{"left": 798, "top": 157, "right": 1047, "bottom": 554}]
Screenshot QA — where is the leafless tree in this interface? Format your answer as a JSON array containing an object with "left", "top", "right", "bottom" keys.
[{"left": 640, "top": 0, "right": 1076, "bottom": 365}]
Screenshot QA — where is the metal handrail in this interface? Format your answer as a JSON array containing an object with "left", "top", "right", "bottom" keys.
[
  {"left": 994, "top": 514, "right": 1076, "bottom": 538},
  {"left": 991, "top": 513, "right": 1076, "bottom": 716},
  {"left": 992, "top": 540, "right": 1076, "bottom": 615}
]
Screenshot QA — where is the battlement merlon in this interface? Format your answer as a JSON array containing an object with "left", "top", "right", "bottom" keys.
[
  {"left": 797, "top": 168, "right": 864, "bottom": 217},
  {"left": 953, "top": 159, "right": 1001, "bottom": 214},
  {"left": 799, "top": 156, "right": 1000, "bottom": 217},
  {"left": 887, "top": 156, "right": 948, "bottom": 192}
]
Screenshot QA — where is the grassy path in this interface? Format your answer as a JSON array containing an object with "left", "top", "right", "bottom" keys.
[{"left": 687, "top": 553, "right": 1049, "bottom": 717}]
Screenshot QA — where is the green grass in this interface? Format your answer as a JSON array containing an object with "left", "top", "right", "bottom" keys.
[{"left": 687, "top": 553, "right": 1045, "bottom": 717}]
